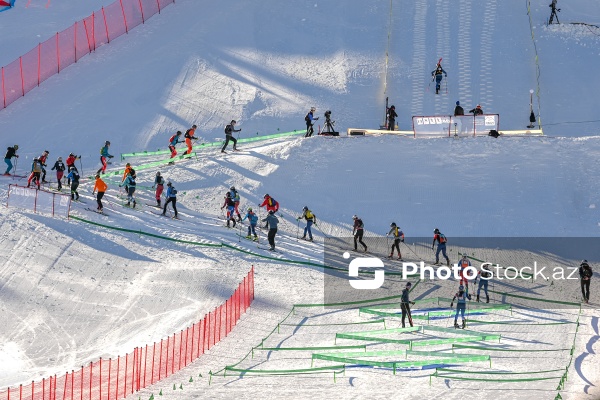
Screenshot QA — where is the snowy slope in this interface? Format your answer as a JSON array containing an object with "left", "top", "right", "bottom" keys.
[{"left": 0, "top": 0, "right": 599, "bottom": 399}]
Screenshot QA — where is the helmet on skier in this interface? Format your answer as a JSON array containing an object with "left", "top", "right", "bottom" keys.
[
  {"left": 231, "top": 120, "right": 237, "bottom": 124},
  {"left": 247, "top": 207, "right": 253, "bottom": 212},
  {"left": 95, "top": 174, "right": 100, "bottom": 179},
  {"left": 406, "top": 282, "right": 411, "bottom": 288},
  {"left": 352, "top": 215, "right": 358, "bottom": 220},
  {"left": 269, "top": 210, "right": 275, "bottom": 215},
  {"left": 463, "top": 254, "right": 468, "bottom": 259},
  {"left": 176, "top": 131, "right": 182, "bottom": 135},
  {"left": 581, "top": 260, "right": 589, "bottom": 267},
  {"left": 226, "top": 192, "right": 231, "bottom": 197},
  {"left": 230, "top": 186, "right": 236, "bottom": 191},
  {"left": 390, "top": 105, "right": 395, "bottom": 109},
  {"left": 33, "top": 157, "right": 39, "bottom": 161},
  {"left": 434, "top": 228, "right": 440, "bottom": 234},
  {"left": 264, "top": 194, "right": 269, "bottom": 198},
  {"left": 69, "top": 152, "right": 74, "bottom": 156},
  {"left": 167, "top": 181, "right": 172, "bottom": 186},
  {"left": 13, "top": 145, "right": 18, "bottom": 150},
  {"left": 156, "top": 171, "right": 161, "bottom": 177},
  {"left": 126, "top": 163, "right": 131, "bottom": 167},
  {"left": 390, "top": 222, "right": 396, "bottom": 227},
  {"left": 476, "top": 104, "right": 481, "bottom": 109},
  {"left": 58, "top": 157, "right": 62, "bottom": 161},
  {"left": 459, "top": 285, "right": 464, "bottom": 291},
  {"left": 303, "top": 206, "right": 308, "bottom": 211},
  {"left": 43, "top": 150, "right": 49, "bottom": 155},
  {"left": 456, "top": 101, "right": 460, "bottom": 106},
  {"left": 105, "top": 141, "right": 110, "bottom": 146},
  {"left": 310, "top": 107, "right": 316, "bottom": 111},
  {"left": 192, "top": 124, "right": 197, "bottom": 129}
]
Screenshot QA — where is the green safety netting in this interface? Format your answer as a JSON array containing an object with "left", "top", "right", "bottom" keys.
[
  {"left": 451, "top": 344, "right": 571, "bottom": 352},
  {"left": 121, "top": 130, "right": 306, "bottom": 160},
  {"left": 88, "top": 152, "right": 196, "bottom": 180}
]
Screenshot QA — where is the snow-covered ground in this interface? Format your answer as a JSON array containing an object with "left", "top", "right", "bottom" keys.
[{"left": 0, "top": 0, "right": 599, "bottom": 399}]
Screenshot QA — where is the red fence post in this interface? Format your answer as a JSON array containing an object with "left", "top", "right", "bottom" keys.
[
  {"left": 115, "top": 357, "right": 119, "bottom": 400},
  {"left": 157, "top": 341, "right": 162, "bottom": 381},
  {"left": 2, "top": 67, "right": 6, "bottom": 108},
  {"left": 171, "top": 333, "right": 175, "bottom": 374},
  {"left": 101, "top": 7, "right": 110, "bottom": 43},
  {"left": 137, "top": 0, "right": 145, "bottom": 23},
  {"left": 119, "top": 0, "right": 128, "bottom": 33},
  {"left": 190, "top": 323, "right": 195, "bottom": 364},
  {"left": 108, "top": 358, "right": 111, "bottom": 400},
  {"left": 123, "top": 354, "right": 127, "bottom": 399},
  {"left": 151, "top": 343, "right": 155, "bottom": 385},
  {"left": 56, "top": 33, "right": 60, "bottom": 73},
  {"left": 178, "top": 330, "right": 183, "bottom": 371},
  {"left": 156, "top": 0, "right": 160, "bottom": 13},
  {"left": 74, "top": 21, "right": 77, "bottom": 63},
  {"left": 143, "top": 344, "right": 148, "bottom": 388},
  {"left": 19, "top": 57, "right": 24, "bottom": 96},
  {"left": 165, "top": 336, "right": 169, "bottom": 377},
  {"left": 185, "top": 327, "right": 189, "bottom": 366}
]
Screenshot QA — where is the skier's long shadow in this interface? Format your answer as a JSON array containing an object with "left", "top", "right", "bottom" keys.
[{"left": 577, "top": 316, "right": 600, "bottom": 394}]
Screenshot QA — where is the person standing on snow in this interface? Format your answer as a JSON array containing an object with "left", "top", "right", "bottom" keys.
[
  {"left": 121, "top": 163, "right": 135, "bottom": 193},
  {"left": 431, "top": 62, "right": 447, "bottom": 94},
  {"left": 387, "top": 105, "right": 398, "bottom": 131},
  {"left": 169, "top": 131, "right": 182, "bottom": 160},
  {"left": 432, "top": 228, "right": 450, "bottom": 266},
  {"left": 305, "top": 107, "right": 319, "bottom": 138},
  {"left": 119, "top": 171, "right": 137, "bottom": 208},
  {"left": 66, "top": 153, "right": 80, "bottom": 184},
  {"left": 97, "top": 141, "right": 113, "bottom": 175},
  {"left": 401, "top": 282, "right": 415, "bottom": 328},
  {"left": 458, "top": 254, "right": 472, "bottom": 289},
  {"left": 27, "top": 158, "right": 43, "bottom": 189},
  {"left": 221, "top": 192, "right": 237, "bottom": 228},
  {"left": 162, "top": 182, "right": 178, "bottom": 218},
  {"left": 66, "top": 166, "right": 80, "bottom": 200},
  {"left": 242, "top": 207, "right": 259, "bottom": 240},
  {"left": 183, "top": 125, "right": 198, "bottom": 155},
  {"left": 297, "top": 206, "right": 316, "bottom": 241},
  {"left": 38, "top": 150, "right": 50, "bottom": 183},
  {"left": 229, "top": 186, "right": 242, "bottom": 221},
  {"left": 469, "top": 104, "right": 484, "bottom": 115},
  {"left": 153, "top": 172, "right": 165, "bottom": 207},
  {"left": 262, "top": 210, "right": 279, "bottom": 251},
  {"left": 221, "top": 120, "right": 241, "bottom": 153},
  {"left": 352, "top": 215, "right": 368, "bottom": 252},
  {"left": 387, "top": 222, "right": 404, "bottom": 259},
  {"left": 92, "top": 174, "right": 108, "bottom": 212},
  {"left": 451, "top": 284, "right": 471, "bottom": 329},
  {"left": 474, "top": 263, "right": 492, "bottom": 303},
  {"left": 454, "top": 101, "right": 464, "bottom": 116},
  {"left": 4, "top": 145, "right": 19, "bottom": 176},
  {"left": 259, "top": 194, "right": 279, "bottom": 229},
  {"left": 580, "top": 260, "right": 593, "bottom": 304},
  {"left": 51, "top": 157, "right": 66, "bottom": 190}
]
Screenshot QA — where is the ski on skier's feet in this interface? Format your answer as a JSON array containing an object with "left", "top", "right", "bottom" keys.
[{"left": 84, "top": 207, "right": 108, "bottom": 216}]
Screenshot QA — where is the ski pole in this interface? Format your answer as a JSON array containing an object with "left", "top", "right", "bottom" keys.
[
  {"left": 79, "top": 157, "right": 83, "bottom": 177},
  {"left": 12, "top": 156, "right": 18, "bottom": 179},
  {"left": 296, "top": 218, "right": 300, "bottom": 240}
]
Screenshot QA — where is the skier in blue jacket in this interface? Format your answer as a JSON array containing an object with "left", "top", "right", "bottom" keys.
[
  {"left": 242, "top": 207, "right": 259, "bottom": 240},
  {"left": 305, "top": 107, "right": 319, "bottom": 138},
  {"left": 119, "top": 172, "right": 137, "bottom": 208},
  {"left": 450, "top": 284, "right": 472, "bottom": 329},
  {"left": 431, "top": 62, "right": 447, "bottom": 94},
  {"left": 162, "top": 182, "right": 178, "bottom": 218}
]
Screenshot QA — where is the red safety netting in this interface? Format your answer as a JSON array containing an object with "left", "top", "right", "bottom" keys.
[
  {"left": 0, "top": 266, "right": 255, "bottom": 400},
  {"left": 0, "top": 0, "right": 175, "bottom": 110}
]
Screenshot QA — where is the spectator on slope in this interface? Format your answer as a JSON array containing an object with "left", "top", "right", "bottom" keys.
[
  {"left": 27, "top": 157, "right": 43, "bottom": 189},
  {"left": 432, "top": 228, "right": 450, "bottom": 266},
  {"left": 580, "top": 260, "right": 593, "bottom": 304},
  {"left": 221, "top": 191, "right": 237, "bottom": 228},
  {"left": 229, "top": 186, "right": 242, "bottom": 221},
  {"left": 183, "top": 125, "right": 198, "bottom": 155},
  {"left": 474, "top": 263, "right": 492, "bottom": 303},
  {"left": 431, "top": 62, "right": 447, "bottom": 94},
  {"left": 38, "top": 150, "right": 50, "bottom": 183},
  {"left": 92, "top": 174, "right": 108, "bottom": 212},
  {"left": 51, "top": 156, "right": 66, "bottom": 191},
  {"left": 304, "top": 107, "right": 319, "bottom": 138},
  {"left": 450, "top": 284, "right": 471, "bottom": 329},
  {"left": 469, "top": 104, "right": 484, "bottom": 116},
  {"left": 3, "top": 144, "right": 19, "bottom": 176},
  {"left": 221, "top": 120, "right": 241, "bottom": 153},
  {"left": 242, "top": 207, "right": 259, "bottom": 241},
  {"left": 386, "top": 222, "right": 404, "bottom": 259},
  {"left": 66, "top": 153, "right": 80, "bottom": 185},
  {"left": 119, "top": 171, "right": 137, "bottom": 208},
  {"left": 162, "top": 181, "right": 178, "bottom": 218},
  {"left": 66, "top": 166, "right": 80, "bottom": 200},
  {"left": 387, "top": 105, "right": 398, "bottom": 131},
  {"left": 168, "top": 131, "right": 182, "bottom": 161},
  {"left": 352, "top": 215, "right": 368, "bottom": 253},
  {"left": 297, "top": 206, "right": 316, "bottom": 242},
  {"left": 259, "top": 194, "right": 279, "bottom": 229},
  {"left": 454, "top": 101, "right": 464, "bottom": 116},
  {"left": 153, "top": 171, "right": 165, "bottom": 207},
  {"left": 97, "top": 141, "right": 113, "bottom": 175},
  {"left": 401, "top": 282, "right": 415, "bottom": 328},
  {"left": 262, "top": 210, "right": 279, "bottom": 251}
]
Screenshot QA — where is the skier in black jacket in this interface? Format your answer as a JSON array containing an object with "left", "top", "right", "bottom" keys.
[
  {"left": 3, "top": 145, "right": 19, "bottom": 175},
  {"left": 387, "top": 105, "right": 398, "bottom": 131},
  {"left": 579, "top": 260, "right": 593, "bottom": 304},
  {"left": 221, "top": 120, "right": 241, "bottom": 153}
]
